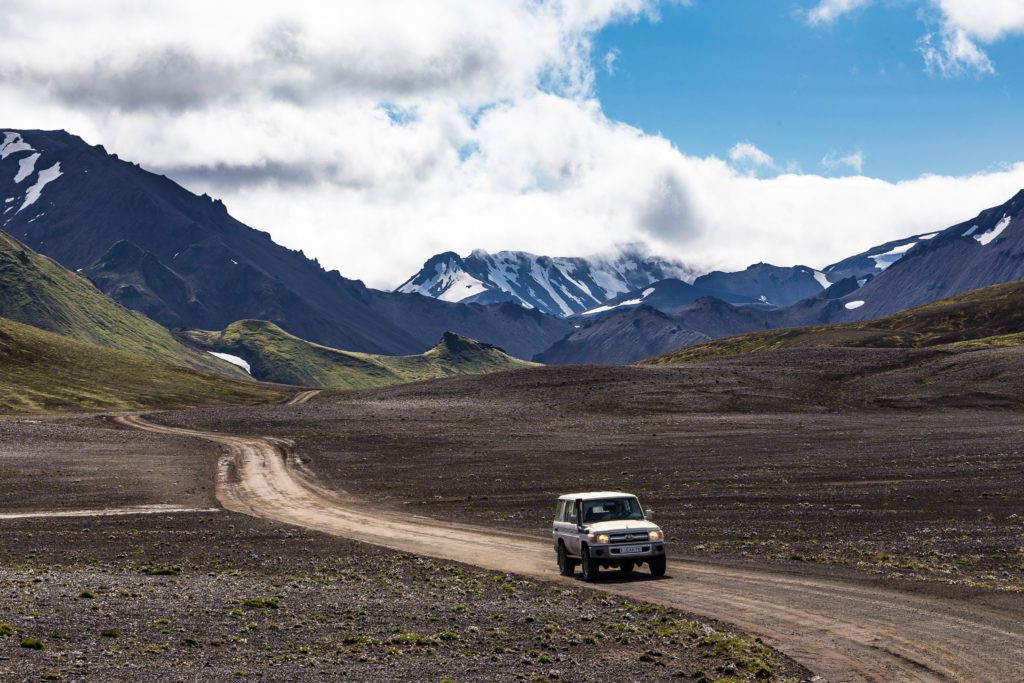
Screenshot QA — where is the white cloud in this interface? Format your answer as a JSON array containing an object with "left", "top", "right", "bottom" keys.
[
  {"left": 603, "top": 48, "right": 621, "bottom": 75},
  {"left": 918, "top": 27, "right": 995, "bottom": 77},
  {"left": 728, "top": 142, "right": 775, "bottom": 169},
  {"left": 805, "top": 0, "right": 874, "bottom": 25},
  {"left": 2, "top": 0, "right": 1023, "bottom": 290},
  {"left": 933, "top": 0, "right": 1024, "bottom": 42},
  {"left": 821, "top": 150, "right": 865, "bottom": 174},
  {"left": 806, "top": 0, "right": 1024, "bottom": 76}
]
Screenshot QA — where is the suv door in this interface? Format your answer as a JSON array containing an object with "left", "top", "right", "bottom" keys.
[
  {"left": 552, "top": 500, "right": 568, "bottom": 549},
  {"left": 565, "top": 499, "right": 583, "bottom": 556}
]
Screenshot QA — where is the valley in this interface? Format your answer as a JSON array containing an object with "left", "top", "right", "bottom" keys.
[
  {"left": 6, "top": 5, "right": 1024, "bottom": 682},
  {"left": 3, "top": 133, "right": 1024, "bottom": 682}
]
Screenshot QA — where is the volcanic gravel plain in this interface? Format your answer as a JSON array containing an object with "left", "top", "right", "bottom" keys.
[
  {"left": 3, "top": 344, "right": 1024, "bottom": 681},
  {"left": 0, "top": 406, "right": 810, "bottom": 681},
  {"left": 159, "top": 347, "right": 1024, "bottom": 594}
]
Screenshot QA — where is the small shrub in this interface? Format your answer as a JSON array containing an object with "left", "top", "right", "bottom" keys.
[
  {"left": 41, "top": 674, "right": 62, "bottom": 681},
  {"left": 242, "top": 597, "right": 280, "bottom": 609},
  {"left": 748, "top": 659, "right": 774, "bottom": 679},
  {"left": 0, "top": 621, "right": 15, "bottom": 637},
  {"left": 100, "top": 629, "right": 122, "bottom": 639},
  {"left": 78, "top": 590, "right": 95, "bottom": 599},
  {"left": 144, "top": 567, "right": 180, "bottom": 576},
  {"left": 20, "top": 637, "right": 45, "bottom": 650}
]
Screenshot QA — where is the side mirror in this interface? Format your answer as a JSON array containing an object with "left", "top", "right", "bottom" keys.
[{"left": 644, "top": 509, "right": 655, "bottom": 519}]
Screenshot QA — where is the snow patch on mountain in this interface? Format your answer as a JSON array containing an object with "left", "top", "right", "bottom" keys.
[
  {"left": 976, "top": 214, "right": 1011, "bottom": 246},
  {"left": 18, "top": 162, "right": 61, "bottom": 213},
  {"left": 14, "top": 153, "right": 39, "bottom": 183},
  {"left": 812, "top": 270, "right": 830, "bottom": 289},
  {"left": 870, "top": 242, "right": 917, "bottom": 270},
  {"left": 0, "top": 132, "right": 34, "bottom": 159},
  {"left": 581, "top": 286, "right": 656, "bottom": 316},
  {"left": 438, "top": 270, "right": 489, "bottom": 302},
  {"left": 208, "top": 351, "right": 251, "bottom": 374},
  {"left": 824, "top": 231, "right": 943, "bottom": 281}
]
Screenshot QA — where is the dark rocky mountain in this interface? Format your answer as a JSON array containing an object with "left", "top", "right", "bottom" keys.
[
  {"left": 834, "top": 190, "right": 1024, "bottom": 320},
  {"left": 580, "top": 277, "right": 767, "bottom": 318},
  {"left": 535, "top": 306, "right": 709, "bottom": 365},
  {"left": 396, "top": 248, "right": 696, "bottom": 317},
  {"left": 537, "top": 297, "right": 776, "bottom": 365},
  {"left": 536, "top": 191, "right": 1024, "bottom": 364},
  {"left": 823, "top": 232, "right": 942, "bottom": 282},
  {"left": 691, "top": 263, "right": 831, "bottom": 308},
  {"left": 0, "top": 129, "right": 570, "bottom": 359}
]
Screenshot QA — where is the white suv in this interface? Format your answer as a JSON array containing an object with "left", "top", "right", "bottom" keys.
[{"left": 552, "top": 491, "right": 667, "bottom": 581}]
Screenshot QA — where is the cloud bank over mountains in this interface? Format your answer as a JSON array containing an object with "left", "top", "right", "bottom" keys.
[{"left": 2, "top": 0, "right": 1023, "bottom": 288}]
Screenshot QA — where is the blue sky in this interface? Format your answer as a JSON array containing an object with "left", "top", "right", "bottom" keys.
[
  {"left": 6, "top": 1, "right": 1024, "bottom": 286},
  {"left": 595, "top": 1, "right": 1024, "bottom": 181}
]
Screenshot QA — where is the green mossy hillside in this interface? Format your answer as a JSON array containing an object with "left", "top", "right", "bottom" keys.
[
  {"left": 181, "top": 320, "right": 539, "bottom": 389},
  {"left": 0, "top": 231, "right": 243, "bottom": 376},
  {"left": 0, "top": 315, "right": 287, "bottom": 413}
]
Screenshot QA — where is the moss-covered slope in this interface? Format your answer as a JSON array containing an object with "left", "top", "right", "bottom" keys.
[
  {"left": 0, "top": 315, "right": 287, "bottom": 413},
  {"left": 181, "top": 320, "right": 539, "bottom": 389},
  {"left": 0, "top": 231, "right": 243, "bottom": 376}
]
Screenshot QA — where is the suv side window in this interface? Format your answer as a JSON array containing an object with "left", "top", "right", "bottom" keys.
[
  {"left": 567, "top": 500, "right": 579, "bottom": 525},
  {"left": 555, "top": 500, "right": 566, "bottom": 522}
]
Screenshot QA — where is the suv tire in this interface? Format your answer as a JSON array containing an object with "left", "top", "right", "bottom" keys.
[
  {"left": 649, "top": 555, "right": 666, "bottom": 577},
  {"left": 580, "top": 549, "right": 598, "bottom": 582},
  {"left": 557, "top": 544, "right": 575, "bottom": 576},
  {"left": 620, "top": 561, "right": 635, "bottom": 574}
]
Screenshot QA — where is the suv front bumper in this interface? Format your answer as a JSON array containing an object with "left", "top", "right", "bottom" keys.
[{"left": 587, "top": 542, "right": 665, "bottom": 562}]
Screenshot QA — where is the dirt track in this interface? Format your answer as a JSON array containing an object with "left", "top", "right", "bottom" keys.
[{"left": 117, "top": 405, "right": 1024, "bottom": 683}]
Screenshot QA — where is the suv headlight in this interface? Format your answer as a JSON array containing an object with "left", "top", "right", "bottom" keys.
[
  {"left": 649, "top": 530, "right": 664, "bottom": 542},
  {"left": 587, "top": 533, "right": 611, "bottom": 544}
]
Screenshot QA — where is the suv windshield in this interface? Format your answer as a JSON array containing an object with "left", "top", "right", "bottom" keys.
[{"left": 581, "top": 498, "right": 644, "bottom": 523}]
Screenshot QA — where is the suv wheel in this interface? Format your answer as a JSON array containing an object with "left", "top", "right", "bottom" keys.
[
  {"left": 649, "top": 555, "right": 666, "bottom": 577},
  {"left": 557, "top": 544, "right": 575, "bottom": 576},
  {"left": 580, "top": 549, "right": 598, "bottom": 582},
  {"left": 620, "top": 561, "right": 635, "bottom": 574}
]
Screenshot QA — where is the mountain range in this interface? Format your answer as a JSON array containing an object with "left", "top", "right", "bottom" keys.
[
  {"left": 537, "top": 190, "right": 1024, "bottom": 364},
  {"left": 3, "top": 127, "right": 1023, "bottom": 371},
  {"left": 0, "top": 129, "right": 570, "bottom": 360}
]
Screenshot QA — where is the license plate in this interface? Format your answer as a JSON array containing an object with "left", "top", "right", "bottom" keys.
[{"left": 619, "top": 545, "right": 643, "bottom": 554}]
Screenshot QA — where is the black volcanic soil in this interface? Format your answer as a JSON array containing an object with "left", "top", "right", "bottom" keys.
[
  {"left": 0, "top": 416, "right": 217, "bottom": 511},
  {"left": 157, "top": 347, "right": 1024, "bottom": 594},
  {"left": 0, "top": 514, "right": 810, "bottom": 682}
]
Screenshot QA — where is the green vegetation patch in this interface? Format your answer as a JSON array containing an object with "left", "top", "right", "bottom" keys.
[
  {"left": 0, "top": 315, "right": 287, "bottom": 414},
  {"left": 181, "top": 320, "right": 538, "bottom": 389},
  {"left": 0, "top": 232, "right": 244, "bottom": 376}
]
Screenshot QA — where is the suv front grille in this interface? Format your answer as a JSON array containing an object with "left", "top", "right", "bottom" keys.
[{"left": 608, "top": 532, "right": 652, "bottom": 544}]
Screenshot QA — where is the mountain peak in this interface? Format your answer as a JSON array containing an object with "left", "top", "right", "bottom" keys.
[{"left": 397, "top": 248, "right": 695, "bottom": 317}]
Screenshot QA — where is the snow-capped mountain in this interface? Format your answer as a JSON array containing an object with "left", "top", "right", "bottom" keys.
[{"left": 397, "top": 249, "right": 697, "bottom": 317}]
